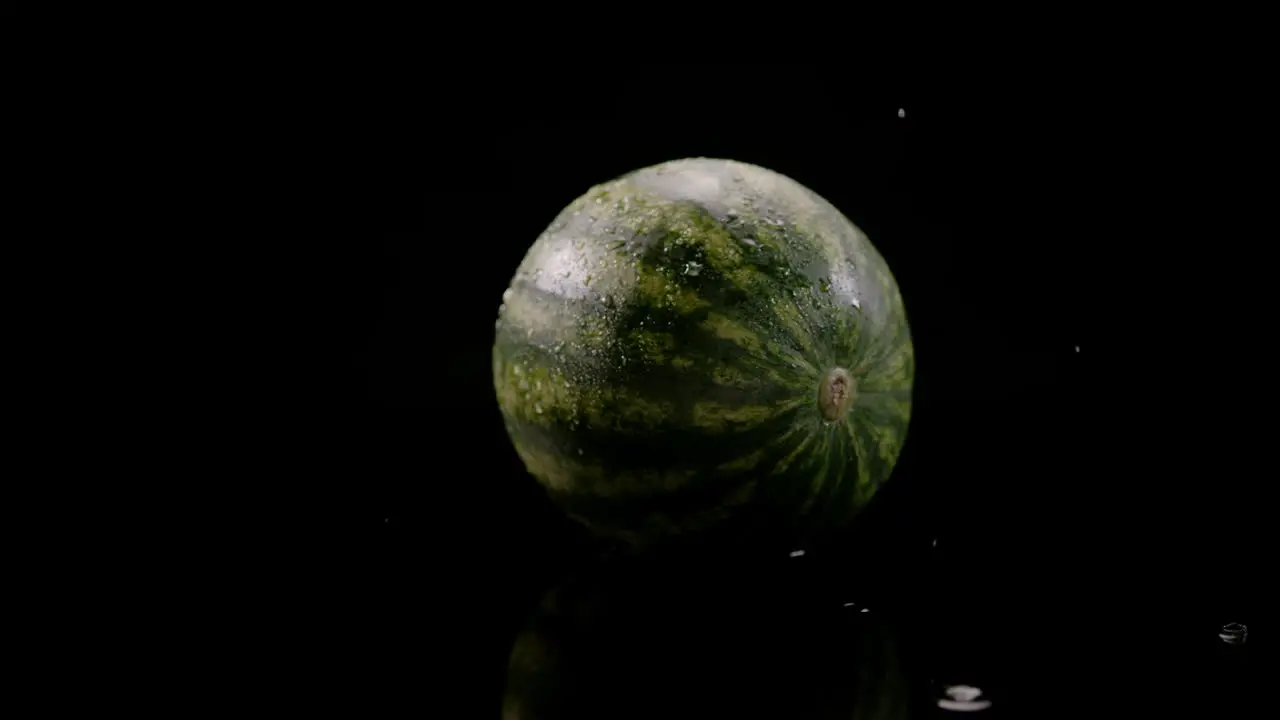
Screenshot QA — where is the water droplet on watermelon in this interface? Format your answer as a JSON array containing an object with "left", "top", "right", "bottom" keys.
[
  {"left": 741, "top": 237, "right": 758, "bottom": 247},
  {"left": 683, "top": 261, "right": 702, "bottom": 276},
  {"left": 534, "top": 403, "right": 543, "bottom": 414},
  {"left": 513, "top": 365, "right": 523, "bottom": 376}
]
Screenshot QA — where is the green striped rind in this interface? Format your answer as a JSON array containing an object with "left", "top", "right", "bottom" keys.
[{"left": 493, "top": 158, "right": 914, "bottom": 548}]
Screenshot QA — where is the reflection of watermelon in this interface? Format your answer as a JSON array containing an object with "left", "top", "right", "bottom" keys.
[
  {"left": 502, "top": 566, "right": 913, "bottom": 719},
  {"left": 493, "top": 158, "right": 913, "bottom": 550}
]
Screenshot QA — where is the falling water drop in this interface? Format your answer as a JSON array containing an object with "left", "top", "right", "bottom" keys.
[{"left": 937, "top": 685, "right": 991, "bottom": 712}]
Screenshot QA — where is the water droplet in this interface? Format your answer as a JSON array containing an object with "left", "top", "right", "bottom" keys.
[
  {"left": 741, "top": 237, "right": 758, "bottom": 247},
  {"left": 534, "top": 380, "right": 541, "bottom": 390},
  {"left": 513, "top": 365, "right": 522, "bottom": 376},
  {"left": 502, "top": 288, "right": 514, "bottom": 302},
  {"left": 534, "top": 403, "right": 543, "bottom": 414},
  {"left": 897, "top": 108, "right": 905, "bottom": 118},
  {"left": 1074, "top": 345, "right": 1080, "bottom": 352},
  {"left": 937, "top": 685, "right": 990, "bottom": 712},
  {"left": 577, "top": 448, "right": 584, "bottom": 455},
  {"left": 789, "top": 549, "right": 805, "bottom": 558},
  {"left": 683, "top": 261, "right": 702, "bottom": 276},
  {"left": 563, "top": 380, "right": 570, "bottom": 388},
  {"left": 1219, "top": 622, "right": 1247, "bottom": 644}
]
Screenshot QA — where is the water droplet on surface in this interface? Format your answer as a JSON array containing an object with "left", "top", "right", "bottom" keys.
[
  {"left": 577, "top": 448, "right": 584, "bottom": 455},
  {"left": 534, "top": 403, "right": 543, "bottom": 414},
  {"left": 789, "top": 549, "right": 805, "bottom": 558},
  {"left": 1074, "top": 345, "right": 1080, "bottom": 352},
  {"left": 684, "top": 261, "right": 702, "bottom": 276},
  {"left": 512, "top": 365, "right": 522, "bottom": 376},
  {"left": 937, "top": 685, "right": 990, "bottom": 712},
  {"left": 1219, "top": 622, "right": 1247, "bottom": 644},
  {"left": 897, "top": 108, "right": 905, "bottom": 118}
]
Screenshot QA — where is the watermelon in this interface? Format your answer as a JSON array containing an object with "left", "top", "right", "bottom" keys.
[{"left": 493, "top": 158, "right": 913, "bottom": 551}]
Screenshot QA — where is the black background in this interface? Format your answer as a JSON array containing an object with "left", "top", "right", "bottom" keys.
[{"left": 277, "top": 67, "right": 1265, "bottom": 716}]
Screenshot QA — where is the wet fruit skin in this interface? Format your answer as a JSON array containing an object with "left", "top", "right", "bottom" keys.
[{"left": 493, "top": 158, "right": 914, "bottom": 551}]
